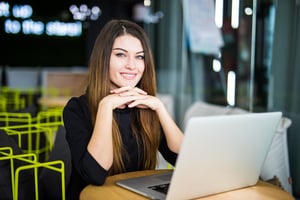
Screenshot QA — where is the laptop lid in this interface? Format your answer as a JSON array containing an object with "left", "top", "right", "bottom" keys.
[{"left": 116, "top": 112, "right": 282, "bottom": 200}]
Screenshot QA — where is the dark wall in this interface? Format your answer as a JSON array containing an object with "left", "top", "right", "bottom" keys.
[{"left": 0, "top": 0, "right": 140, "bottom": 67}]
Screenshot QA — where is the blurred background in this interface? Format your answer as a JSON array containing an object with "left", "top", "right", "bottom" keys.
[{"left": 0, "top": 0, "right": 300, "bottom": 198}]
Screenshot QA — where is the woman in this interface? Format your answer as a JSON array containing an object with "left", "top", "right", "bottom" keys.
[{"left": 63, "top": 19, "right": 183, "bottom": 199}]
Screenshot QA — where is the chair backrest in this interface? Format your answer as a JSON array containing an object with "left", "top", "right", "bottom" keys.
[
  {"left": 183, "top": 101, "right": 247, "bottom": 129},
  {"left": 39, "top": 126, "right": 71, "bottom": 200},
  {"left": 0, "top": 139, "right": 66, "bottom": 200},
  {"left": 0, "top": 133, "right": 35, "bottom": 200}
]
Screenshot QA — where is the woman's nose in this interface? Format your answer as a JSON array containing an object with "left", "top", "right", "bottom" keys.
[{"left": 125, "top": 57, "right": 136, "bottom": 69}]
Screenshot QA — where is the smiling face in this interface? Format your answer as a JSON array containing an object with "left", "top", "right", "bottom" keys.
[{"left": 109, "top": 34, "right": 145, "bottom": 89}]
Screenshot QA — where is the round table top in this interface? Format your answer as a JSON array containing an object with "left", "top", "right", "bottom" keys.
[{"left": 80, "top": 169, "right": 294, "bottom": 200}]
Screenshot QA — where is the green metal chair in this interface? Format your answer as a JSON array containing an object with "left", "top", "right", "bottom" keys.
[{"left": 0, "top": 146, "right": 65, "bottom": 200}]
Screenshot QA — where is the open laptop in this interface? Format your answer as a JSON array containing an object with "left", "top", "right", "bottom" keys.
[{"left": 116, "top": 112, "right": 282, "bottom": 200}]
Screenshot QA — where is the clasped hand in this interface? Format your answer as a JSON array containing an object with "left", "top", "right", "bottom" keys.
[{"left": 104, "top": 86, "right": 162, "bottom": 110}]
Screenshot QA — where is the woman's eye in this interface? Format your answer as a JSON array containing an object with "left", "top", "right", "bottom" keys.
[
  {"left": 136, "top": 55, "right": 145, "bottom": 60},
  {"left": 116, "top": 53, "right": 125, "bottom": 57}
]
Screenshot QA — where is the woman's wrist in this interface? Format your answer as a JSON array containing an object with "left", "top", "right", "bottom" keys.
[
  {"left": 99, "top": 97, "right": 114, "bottom": 111},
  {"left": 155, "top": 99, "right": 166, "bottom": 114}
]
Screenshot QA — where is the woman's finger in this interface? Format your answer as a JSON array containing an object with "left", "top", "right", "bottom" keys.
[
  {"left": 111, "top": 86, "right": 147, "bottom": 95},
  {"left": 110, "top": 86, "right": 132, "bottom": 94},
  {"left": 132, "top": 87, "right": 147, "bottom": 95}
]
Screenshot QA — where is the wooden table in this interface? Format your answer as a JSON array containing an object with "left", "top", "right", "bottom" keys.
[
  {"left": 38, "top": 96, "right": 70, "bottom": 108},
  {"left": 80, "top": 170, "right": 295, "bottom": 200}
]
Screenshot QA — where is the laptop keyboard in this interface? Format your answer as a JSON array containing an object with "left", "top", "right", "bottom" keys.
[{"left": 148, "top": 183, "right": 170, "bottom": 194}]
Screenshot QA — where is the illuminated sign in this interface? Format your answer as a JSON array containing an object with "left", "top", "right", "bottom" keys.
[
  {"left": 12, "top": 4, "right": 32, "bottom": 18},
  {"left": 46, "top": 21, "right": 82, "bottom": 37},
  {"left": 0, "top": 1, "right": 85, "bottom": 37},
  {"left": 0, "top": 2, "right": 9, "bottom": 17},
  {"left": 4, "top": 19, "right": 82, "bottom": 36}
]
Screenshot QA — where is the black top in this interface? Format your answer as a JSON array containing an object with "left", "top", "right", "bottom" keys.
[{"left": 63, "top": 95, "right": 177, "bottom": 200}]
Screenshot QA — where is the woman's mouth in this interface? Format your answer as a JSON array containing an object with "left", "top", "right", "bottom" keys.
[{"left": 120, "top": 72, "right": 137, "bottom": 80}]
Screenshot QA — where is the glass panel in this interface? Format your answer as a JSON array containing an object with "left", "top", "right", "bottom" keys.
[{"left": 210, "top": 0, "right": 276, "bottom": 111}]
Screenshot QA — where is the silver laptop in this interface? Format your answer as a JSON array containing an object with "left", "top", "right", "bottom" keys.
[{"left": 116, "top": 112, "right": 282, "bottom": 200}]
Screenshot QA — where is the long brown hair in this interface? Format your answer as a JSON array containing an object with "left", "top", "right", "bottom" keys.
[{"left": 86, "top": 19, "right": 161, "bottom": 174}]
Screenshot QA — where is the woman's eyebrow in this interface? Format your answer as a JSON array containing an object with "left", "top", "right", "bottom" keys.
[
  {"left": 112, "top": 47, "right": 127, "bottom": 52},
  {"left": 112, "top": 48, "right": 144, "bottom": 54},
  {"left": 136, "top": 50, "right": 144, "bottom": 54}
]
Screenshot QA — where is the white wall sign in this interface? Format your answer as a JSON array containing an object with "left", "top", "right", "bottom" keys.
[{"left": 0, "top": 1, "right": 82, "bottom": 37}]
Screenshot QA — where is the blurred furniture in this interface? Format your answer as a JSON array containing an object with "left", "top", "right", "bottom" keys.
[
  {"left": 38, "top": 97, "right": 70, "bottom": 108},
  {"left": 39, "top": 71, "right": 88, "bottom": 109},
  {"left": 0, "top": 110, "right": 67, "bottom": 199},
  {"left": 0, "top": 146, "right": 65, "bottom": 200},
  {"left": 0, "top": 108, "right": 64, "bottom": 161},
  {"left": 2, "top": 66, "right": 42, "bottom": 110},
  {"left": 183, "top": 101, "right": 293, "bottom": 194},
  {"left": 6, "top": 67, "right": 40, "bottom": 92},
  {"left": 41, "top": 71, "right": 88, "bottom": 97},
  {"left": 183, "top": 101, "right": 248, "bottom": 129},
  {"left": 0, "top": 65, "right": 2, "bottom": 87},
  {"left": 0, "top": 87, "right": 27, "bottom": 112},
  {"left": 79, "top": 169, "right": 294, "bottom": 200}
]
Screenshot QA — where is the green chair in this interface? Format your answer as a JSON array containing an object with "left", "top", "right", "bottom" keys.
[
  {"left": 0, "top": 146, "right": 65, "bottom": 200},
  {"left": 0, "top": 87, "right": 26, "bottom": 111}
]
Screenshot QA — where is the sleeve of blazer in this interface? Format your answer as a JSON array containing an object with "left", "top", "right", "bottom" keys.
[
  {"left": 63, "top": 96, "right": 109, "bottom": 185},
  {"left": 158, "top": 133, "right": 178, "bottom": 166}
]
